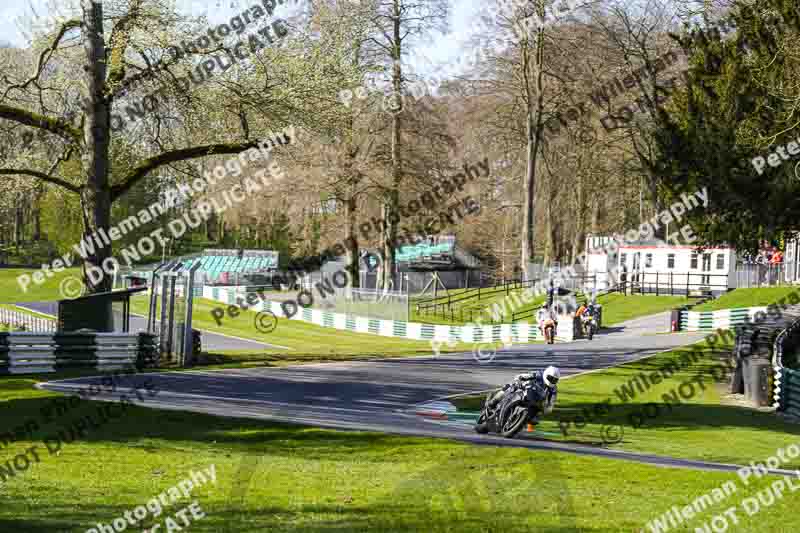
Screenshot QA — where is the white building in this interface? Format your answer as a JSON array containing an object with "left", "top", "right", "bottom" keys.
[{"left": 584, "top": 234, "right": 737, "bottom": 295}]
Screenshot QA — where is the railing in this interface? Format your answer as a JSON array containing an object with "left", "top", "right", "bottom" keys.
[
  {"left": 734, "top": 264, "right": 787, "bottom": 288},
  {"left": 612, "top": 272, "right": 729, "bottom": 296},
  {"left": 0, "top": 307, "right": 57, "bottom": 332},
  {"left": 414, "top": 278, "right": 539, "bottom": 321}
]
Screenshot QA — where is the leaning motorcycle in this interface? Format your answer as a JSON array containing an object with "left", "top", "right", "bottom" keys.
[
  {"left": 581, "top": 311, "right": 597, "bottom": 340},
  {"left": 474, "top": 379, "right": 545, "bottom": 438}
]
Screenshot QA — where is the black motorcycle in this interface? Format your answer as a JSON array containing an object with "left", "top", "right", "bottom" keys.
[
  {"left": 474, "top": 378, "right": 546, "bottom": 438},
  {"left": 581, "top": 309, "right": 597, "bottom": 340}
]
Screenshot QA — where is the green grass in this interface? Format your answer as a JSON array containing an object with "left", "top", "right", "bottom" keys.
[
  {"left": 0, "top": 267, "right": 83, "bottom": 303},
  {"left": 411, "top": 287, "right": 546, "bottom": 325},
  {"left": 0, "top": 373, "right": 798, "bottom": 532},
  {"left": 594, "top": 293, "right": 691, "bottom": 326},
  {"left": 692, "top": 286, "right": 800, "bottom": 311},
  {"left": 453, "top": 335, "right": 800, "bottom": 466},
  {"left": 129, "top": 295, "right": 481, "bottom": 366},
  {"left": 414, "top": 291, "right": 690, "bottom": 327}
]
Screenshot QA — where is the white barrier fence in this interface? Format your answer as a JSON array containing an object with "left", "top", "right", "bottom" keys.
[
  {"left": 0, "top": 307, "right": 57, "bottom": 333},
  {"left": 203, "top": 286, "right": 586, "bottom": 343}
]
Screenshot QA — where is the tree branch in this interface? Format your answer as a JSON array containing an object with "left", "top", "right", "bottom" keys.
[
  {"left": 1, "top": 19, "right": 82, "bottom": 101},
  {"left": 0, "top": 104, "right": 83, "bottom": 144},
  {"left": 105, "top": 0, "right": 144, "bottom": 97},
  {"left": 111, "top": 139, "right": 279, "bottom": 200},
  {"left": 0, "top": 168, "right": 81, "bottom": 194}
]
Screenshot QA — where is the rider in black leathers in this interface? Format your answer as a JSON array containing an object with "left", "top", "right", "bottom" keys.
[{"left": 486, "top": 366, "right": 560, "bottom": 423}]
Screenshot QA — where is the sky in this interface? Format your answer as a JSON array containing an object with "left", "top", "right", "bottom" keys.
[{"left": 0, "top": 0, "right": 484, "bottom": 77}]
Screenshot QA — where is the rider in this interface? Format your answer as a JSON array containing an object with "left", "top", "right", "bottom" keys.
[
  {"left": 576, "top": 300, "right": 597, "bottom": 319},
  {"left": 486, "top": 366, "right": 560, "bottom": 418},
  {"left": 537, "top": 304, "right": 558, "bottom": 336}
]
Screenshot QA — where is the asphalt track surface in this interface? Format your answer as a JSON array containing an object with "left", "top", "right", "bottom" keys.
[
  {"left": 14, "top": 301, "right": 283, "bottom": 351},
  {"left": 39, "top": 312, "right": 797, "bottom": 476}
]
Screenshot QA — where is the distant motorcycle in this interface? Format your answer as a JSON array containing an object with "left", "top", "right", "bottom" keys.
[
  {"left": 542, "top": 319, "right": 556, "bottom": 344},
  {"left": 474, "top": 378, "right": 547, "bottom": 438},
  {"left": 581, "top": 311, "right": 597, "bottom": 340}
]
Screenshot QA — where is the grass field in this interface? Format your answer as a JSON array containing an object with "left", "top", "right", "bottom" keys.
[
  {"left": 413, "top": 289, "right": 690, "bottom": 327},
  {"left": 129, "top": 295, "right": 484, "bottom": 366},
  {"left": 594, "top": 293, "right": 691, "bottom": 325},
  {"left": 0, "top": 267, "right": 82, "bottom": 303},
  {"left": 692, "top": 286, "right": 800, "bottom": 311},
  {"left": 452, "top": 335, "right": 800, "bottom": 466},
  {"left": 0, "top": 372, "right": 798, "bottom": 532}
]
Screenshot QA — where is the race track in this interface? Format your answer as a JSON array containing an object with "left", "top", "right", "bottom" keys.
[{"left": 40, "top": 312, "right": 792, "bottom": 475}]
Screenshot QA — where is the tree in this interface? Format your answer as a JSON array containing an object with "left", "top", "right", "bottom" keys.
[
  {"left": 358, "top": 0, "right": 448, "bottom": 290},
  {"left": 652, "top": 0, "right": 800, "bottom": 250},
  {"left": 0, "top": 0, "right": 345, "bottom": 293}
]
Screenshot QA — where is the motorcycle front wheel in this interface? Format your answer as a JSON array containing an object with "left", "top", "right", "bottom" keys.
[
  {"left": 587, "top": 324, "right": 594, "bottom": 340},
  {"left": 474, "top": 411, "right": 490, "bottom": 434},
  {"left": 501, "top": 404, "right": 528, "bottom": 438}
]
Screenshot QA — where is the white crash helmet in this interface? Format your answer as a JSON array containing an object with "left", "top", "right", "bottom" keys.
[{"left": 543, "top": 365, "right": 560, "bottom": 388}]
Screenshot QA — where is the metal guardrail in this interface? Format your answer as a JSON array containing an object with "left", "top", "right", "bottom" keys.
[
  {"left": 612, "top": 272, "right": 729, "bottom": 296},
  {"left": 0, "top": 332, "right": 157, "bottom": 374}
]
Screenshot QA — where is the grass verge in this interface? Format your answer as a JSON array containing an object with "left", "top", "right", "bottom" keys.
[
  {"left": 692, "top": 286, "right": 800, "bottom": 312},
  {"left": 0, "top": 373, "right": 797, "bottom": 532},
  {"left": 452, "top": 335, "right": 800, "bottom": 466}
]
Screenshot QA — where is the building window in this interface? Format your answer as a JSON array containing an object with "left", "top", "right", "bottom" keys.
[
  {"left": 645, "top": 253, "right": 653, "bottom": 268},
  {"left": 716, "top": 254, "right": 725, "bottom": 270},
  {"left": 667, "top": 254, "right": 675, "bottom": 269},
  {"left": 691, "top": 253, "right": 698, "bottom": 269}
]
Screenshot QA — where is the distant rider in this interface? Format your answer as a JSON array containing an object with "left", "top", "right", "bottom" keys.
[
  {"left": 486, "top": 366, "right": 560, "bottom": 421},
  {"left": 537, "top": 304, "right": 558, "bottom": 336}
]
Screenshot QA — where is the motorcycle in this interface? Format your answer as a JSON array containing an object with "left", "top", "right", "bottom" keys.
[
  {"left": 474, "top": 378, "right": 546, "bottom": 438},
  {"left": 542, "top": 319, "right": 556, "bottom": 344},
  {"left": 581, "top": 311, "right": 597, "bottom": 340}
]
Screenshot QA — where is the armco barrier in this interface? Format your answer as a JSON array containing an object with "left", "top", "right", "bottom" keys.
[
  {"left": 679, "top": 307, "right": 768, "bottom": 331},
  {"left": 203, "top": 286, "right": 581, "bottom": 342},
  {"left": 0, "top": 332, "right": 155, "bottom": 374}
]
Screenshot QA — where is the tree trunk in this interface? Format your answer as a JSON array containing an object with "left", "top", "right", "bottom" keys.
[
  {"left": 572, "top": 173, "right": 586, "bottom": 266},
  {"left": 345, "top": 196, "right": 360, "bottom": 289},
  {"left": 521, "top": 6, "right": 547, "bottom": 280},
  {"left": 381, "top": 0, "right": 402, "bottom": 291},
  {"left": 79, "top": 0, "right": 113, "bottom": 294},
  {"left": 14, "top": 205, "right": 23, "bottom": 246}
]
